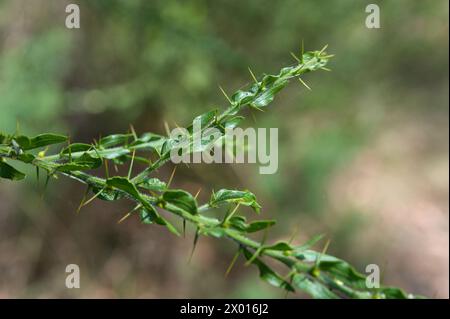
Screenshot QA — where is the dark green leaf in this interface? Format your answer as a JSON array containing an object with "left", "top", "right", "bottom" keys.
[
  {"left": 16, "top": 133, "right": 67, "bottom": 150},
  {"left": 187, "top": 110, "right": 217, "bottom": 133},
  {"left": 0, "top": 134, "right": 7, "bottom": 144},
  {"left": 130, "top": 132, "right": 165, "bottom": 145},
  {"left": 228, "top": 215, "right": 248, "bottom": 231},
  {"left": 232, "top": 90, "right": 255, "bottom": 105},
  {"left": 61, "top": 143, "right": 92, "bottom": 155},
  {"left": 292, "top": 273, "right": 339, "bottom": 299},
  {"left": 163, "top": 189, "right": 197, "bottom": 215},
  {"left": 252, "top": 79, "right": 288, "bottom": 108},
  {"left": 246, "top": 220, "right": 276, "bottom": 233},
  {"left": 139, "top": 206, "right": 159, "bottom": 225},
  {"left": 103, "top": 149, "right": 130, "bottom": 160},
  {"left": 210, "top": 189, "right": 261, "bottom": 213},
  {"left": 57, "top": 152, "right": 102, "bottom": 172},
  {"left": 0, "top": 144, "right": 10, "bottom": 154},
  {"left": 77, "top": 153, "right": 102, "bottom": 168},
  {"left": 160, "top": 218, "right": 180, "bottom": 236},
  {"left": 264, "top": 241, "right": 293, "bottom": 252},
  {"left": 201, "top": 227, "right": 226, "bottom": 238},
  {"left": 130, "top": 133, "right": 166, "bottom": 154},
  {"left": 0, "top": 161, "right": 26, "bottom": 180},
  {"left": 318, "top": 260, "right": 367, "bottom": 289},
  {"left": 242, "top": 248, "right": 294, "bottom": 292},
  {"left": 106, "top": 176, "right": 141, "bottom": 198},
  {"left": 224, "top": 116, "right": 244, "bottom": 130},
  {"left": 294, "top": 250, "right": 367, "bottom": 290},
  {"left": 140, "top": 206, "right": 180, "bottom": 236},
  {"left": 17, "top": 153, "right": 35, "bottom": 163},
  {"left": 138, "top": 177, "right": 167, "bottom": 192},
  {"left": 99, "top": 134, "right": 132, "bottom": 148}
]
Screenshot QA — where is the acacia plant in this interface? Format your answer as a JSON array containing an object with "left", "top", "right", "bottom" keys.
[{"left": 0, "top": 47, "right": 419, "bottom": 299}]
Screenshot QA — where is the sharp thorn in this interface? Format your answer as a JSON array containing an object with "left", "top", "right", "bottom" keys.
[
  {"left": 319, "top": 44, "right": 329, "bottom": 55},
  {"left": 194, "top": 188, "right": 202, "bottom": 199},
  {"left": 167, "top": 165, "right": 177, "bottom": 188},
  {"left": 315, "top": 239, "right": 331, "bottom": 268},
  {"left": 290, "top": 52, "right": 301, "bottom": 63},
  {"left": 164, "top": 121, "right": 171, "bottom": 136},
  {"left": 117, "top": 212, "right": 132, "bottom": 224},
  {"left": 129, "top": 124, "right": 138, "bottom": 140},
  {"left": 219, "top": 85, "right": 233, "bottom": 104},
  {"left": 248, "top": 67, "right": 258, "bottom": 84},
  {"left": 127, "top": 149, "right": 136, "bottom": 179},
  {"left": 225, "top": 249, "right": 241, "bottom": 277},
  {"left": 298, "top": 77, "right": 311, "bottom": 90}
]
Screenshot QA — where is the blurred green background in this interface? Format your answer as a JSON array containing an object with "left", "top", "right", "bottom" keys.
[{"left": 0, "top": 0, "right": 448, "bottom": 298}]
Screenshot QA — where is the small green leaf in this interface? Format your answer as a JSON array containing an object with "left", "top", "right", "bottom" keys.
[
  {"left": 159, "top": 140, "right": 176, "bottom": 160},
  {"left": 130, "top": 132, "right": 165, "bottom": 145},
  {"left": 140, "top": 207, "right": 158, "bottom": 225},
  {"left": 246, "top": 220, "right": 276, "bottom": 233},
  {"left": 99, "top": 134, "right": 132, "bottom": 148},
  {"left": 228, "top": 215, "right": 248, "bottom": 231},
  {"left": 0, "top": 161, "right": 26, "bottom": 180},
  {"left": 139, "top": 206, "right": 180, "bottom": 236},
  {"left": 57, "top": 152, "right": 102, "bottom": 172},
  {"left": 138, "top": 177, "right": 167, "bottom": 192},
  {"left": 106, "top": 177, "right": 180, "bottom": 237},
  {"left": 77, "top": 153, "right": 102, "bottom": 168},
  {"left": 201, "top": 227, "right": 227, "bottom": 238},
  {"left": 163, "top": 189, "right": 198, "bottom": 215},
  {"left": 317, "top": 259, "right": 367, "bottom": 289},
  {"left": 265, "top": 241, "right": 293, "bottom": 252},
  {"left": 210, "top": 189, "right": 261, "bottom": 213},
  {"left": 162, "top": 218, "right": 181, "bottom": 236},
  {"left": 14, "top": 136, "right": 30, "bottom": 149},
  {"left": 252, "top": 75, "right": 288, "bottom": 108},
  {"left": 292, "top": 273, "right": 338, "bottom": 299},
  {"left": 224, "top": 116, "right": 244, "bottom": 130},
  {"left": 231, "top": 90, "right": 255, "bottom": 105},
  {"left": 0, "top": 134, "right": 7, "bottom": 144},
  {"left": 17, "top": 153, "right": 35, "bottom": 163},
  {"left": 187, "top": 110, "right": 217, "bottom": 133},
  {"left": 106, "top": 176, "right": 141, "bottom": 198},
  {"left": 242, "top": 248, "right": 294, "bottom": 292},
  {"left": 16, "top": 133, "right": 67, "bottom": 150},
  {"left": 61, "top": 143, "right": 92, "bottom": 155},
  {"left": 129, "top": 133, "right": 166, "bottom": 154},
  {"left": 0, "top": 144, "right": 11, "bottom": 154},
  {"left": 294, "top": 250, "right": 367, "bottom": 290},
  {"left": 103, "top": 149, "right": 130, "bottom": 160}
]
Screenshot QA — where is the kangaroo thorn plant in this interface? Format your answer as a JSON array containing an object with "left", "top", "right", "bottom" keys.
[{"left": 0, "top": 46, "right": 420, "bottom": 299}]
